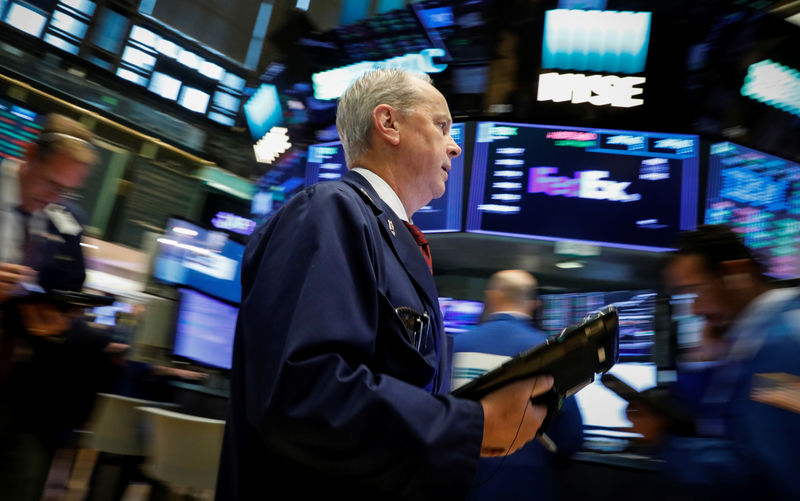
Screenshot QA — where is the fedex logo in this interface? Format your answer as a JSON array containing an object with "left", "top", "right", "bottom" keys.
[{"left": 528, "top": 167, "right": 641, "bottom": 202}]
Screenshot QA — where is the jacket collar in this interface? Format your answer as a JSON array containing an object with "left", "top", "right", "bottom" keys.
[{"left": 341, "top": 171, "right": 439, "bottom": 311}]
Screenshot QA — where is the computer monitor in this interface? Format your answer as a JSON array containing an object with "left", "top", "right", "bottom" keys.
[
  {"left": 152, "top": 218, "right": 244, "bottom": 303},
  {"left": 172, "top": 288, "right": 238, "bottom": 370},
  {"left": 574, "top": 362, "right": 657, "bottom": 439},
  {"left": 466, "top": 122, "right": 700, "bottom": 251},
  {"left": 304, "top": 123, "right": 466, "bottom": 232},
  {"left": 705, "top": 141, "right": 800, "bottom": 279},
  {"left": 540, "top": 290, "right": 657, "bottom": 361},
  {"left": 438, "top": 297, "right": 484, "bottom": 334}
]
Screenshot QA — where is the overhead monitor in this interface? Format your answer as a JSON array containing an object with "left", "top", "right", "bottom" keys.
[
  {"left": 244, "top": 83, "right": 283, "bottom": 141},
  {"left": 172, "top": 288, "right": 238, "bottom": 370},
  {"left": 152, "top": 218, "right": 244, "bottom": 303},
  {"left": 304, "top": 123, "right": 466, "bottom": 232},
  {"left": 466, "top": 122, "right": 699, "bottom": 251},
  {"left": 705, "top": 141, "right": 800, "bottom": 279},
  {"left": 0, "top": 98, "right": 42, "bottom": 162}
]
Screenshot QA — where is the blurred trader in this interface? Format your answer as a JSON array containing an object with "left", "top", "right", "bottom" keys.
[
  {"left": 0, "top": 114, "right": 97, "bottom": 501},
  {"left": 627, "top": 225, "right": 800, "bottom": 500},
  {"left": 452, "top": 270, "right": 584, "bottom": 501},
  {"left": 217, "top": 68, "right": 553, "bottom": 500}
]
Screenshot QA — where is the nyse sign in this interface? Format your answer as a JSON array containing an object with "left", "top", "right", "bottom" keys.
[{"left": 537, "top": 72, "right": 646, "bottom": 108}]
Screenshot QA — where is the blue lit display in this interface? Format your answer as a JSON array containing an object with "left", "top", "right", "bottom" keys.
[
  {"left": 173, "top": 288, "right": 238, "bottom": 370},
  {"left": 312, "top": 49, "right": 447, "bottom": 100},
  {"left": 705, "top": 142, "right": 800, "bottom": 279},
  {"left": 148, "top": 71, "right": 181, "bottom": 100},
  {"left": 467, "top": 122, "right": 699, "bottom": 251},
  {"left": 417, "top": 6, "right": 454, "bottom": 29},
  {"left": 741, "top": 59, "right": 800, "bottom": 118},
  {"left": 304, "top": 123, "right": 466, "bottom": 233},
  {"left": 541, "top": 9, "right": 651, "bottom": 74},
  {"left": 244, "top": 83, "right": 283, "bottom": 141},
  {"left": 5, "top": 2, "right": 48, "bottom": 37}
]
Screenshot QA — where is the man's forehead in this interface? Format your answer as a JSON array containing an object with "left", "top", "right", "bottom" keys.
[{"left": 666, "top": 254, "right": 715, "bottom": 282}]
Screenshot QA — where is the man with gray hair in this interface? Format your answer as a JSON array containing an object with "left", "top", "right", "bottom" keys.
[
  {"left": 452, "top": 269, "right": 584, "bottom": 501},
  {"left": 217, "top": 69, "right": 553, "bottom": 499}
]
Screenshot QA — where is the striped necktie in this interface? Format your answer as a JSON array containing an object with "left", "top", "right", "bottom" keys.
[{"left": 403, "top": 221, "right": 432, "bottom": 274}]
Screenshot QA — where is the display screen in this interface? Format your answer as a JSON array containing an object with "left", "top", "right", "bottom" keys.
[
  {"left": 152, "top": 218, "right": 244, "bottom": 303},
  {"left": 0, "top": 99, "right": 42, "bottom": 161},
  {"left": 172, "top": 288, "right": 238, "bottom": 370},
  {"left": 540, "top": 290, "right": 657, "bottom": 361},
  {"left": 438, "top": 297, "right": 483, "bottom": 334},
  {"left": 705, "top": 142, "right": 800, "bottom": 279},
  {"left": 466, "top": 122, "right": 699, "bottom": 251},
  {"left": 251, "top": 150, "right": 307, "bottom": 224},
  {"left": 304, "top": 123, "right": 466, "bottom": 232},
  {"left": 575, "top": 362, "right": 657, "bottom": 435}
]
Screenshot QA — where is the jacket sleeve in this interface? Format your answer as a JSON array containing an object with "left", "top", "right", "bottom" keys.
[
  {"left": 662, "top": 319, "right": 800, "bottom": 499},
  {"left": 238, "top": 185, "right": 483, "bottom": 498}
]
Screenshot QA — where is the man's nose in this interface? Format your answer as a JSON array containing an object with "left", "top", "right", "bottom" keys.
[{"left": 447, "top": 137, "right": 461, "bottom": 158}]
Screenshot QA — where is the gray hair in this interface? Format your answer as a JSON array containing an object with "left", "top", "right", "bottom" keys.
[{"left": 335, "top": 68, "right": 433, "bottom": 166}]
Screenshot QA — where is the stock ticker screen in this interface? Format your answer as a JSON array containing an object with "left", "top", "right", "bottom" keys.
[
  {"left": 0, "top": 98, "right": 41, "bottom": 162},
  {"left": 705, "top": 142, "right": 800, "bottom": 279},
  {"left": 305, "top": 123, "right": 466, "bottom": 232},
  {"left": 466, "top": 122, "right": 699, "bottom": 250}
]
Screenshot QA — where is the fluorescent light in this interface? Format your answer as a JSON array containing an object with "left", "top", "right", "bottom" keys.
[
  {"left": 80, "top": 242, "right": 99, "bottom": 249},
  {"left": 171, "top": 226, "right": 199, "bottom": 237},
  {"left": 253, "top": 126, "right": 291, "bottom": 164},
  {"left": 555, "top": 261, "right": 584, "bottom": 269}
]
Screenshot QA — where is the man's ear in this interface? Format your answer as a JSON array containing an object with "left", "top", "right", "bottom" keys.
[{"left": 372, "top": 104, "right": 401, "bottom": 146}]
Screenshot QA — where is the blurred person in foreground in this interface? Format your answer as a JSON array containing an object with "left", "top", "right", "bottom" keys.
[
  {"left": 452, "top": 270, "right": 584, "bottom": 501},
  {"left": 217, "top": 68, "right": 553, "bottom": 500},
  {"left": 627, "top": 224, "right": 800, "bottom": 500},
  {"left": 0, "top": 113, "right": 105, "bottom": 501}
]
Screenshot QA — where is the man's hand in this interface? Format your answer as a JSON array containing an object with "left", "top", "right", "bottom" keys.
[
  {"left": 479, "top": 374, "right": 554, "bottom": 457},
  {"left": 18, "top": 303, "right": 72, "bottom": 337},
  {"left": 626, "top": 401, "right": 669, "bottom": 443},
  {"left": 0, "top": 263, "right": 36, "bottom": 304}
]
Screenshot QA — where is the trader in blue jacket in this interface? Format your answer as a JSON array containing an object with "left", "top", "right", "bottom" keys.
[
  {"left": 452, "top": 269, "right": 584, "bottom": 500},
  {"left": 627, "top": 225, "right": 800, "bottom": 500},
  {"left": 216, "top": 68, "right": 554, "bottom": 500},
  {"left": 0, "top": 113, "right": 99, "bottom": 501}
]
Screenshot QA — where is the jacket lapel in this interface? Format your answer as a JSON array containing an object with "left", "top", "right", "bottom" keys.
[{"left": 341, "top": 172, "right": 440, "bottom": 311}]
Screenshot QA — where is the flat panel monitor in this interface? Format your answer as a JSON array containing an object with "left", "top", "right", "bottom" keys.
[
  {"left": 466, "top": 122, "right": 700, "bottom": 251},
  {"left": 574, "top": 362, "right": 657, "bottom": 441},
  {"left": 705, "top": 141, "right": 800, "bottom": 279},
  {"left": 152, "top": 218, "right": 244, "bottom": 303},
  {"left": 438, "top": 297, "right": 483, "bottom": 334},
  {"left": 172, "top": 288, "right": 238, "bottom": 370},
  {"left": 0, "top": 98, "right": 42, "bottom": 162},
  {"left": 540, "top": 290, "right": 657, "bottom": 361},
  {"left": 304, "top": 123, "right": 466, "bottom": 232},
  {"left": 252, "top": 149, "right": 306, "bottom": 224}
]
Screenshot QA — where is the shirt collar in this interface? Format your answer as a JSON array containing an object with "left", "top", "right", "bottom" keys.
[
  {"left": 350, "top": 167, "right": 410, "bottom": 222},
  {"left": 491, "top": 311, "right": 532, "bottom": 321}
]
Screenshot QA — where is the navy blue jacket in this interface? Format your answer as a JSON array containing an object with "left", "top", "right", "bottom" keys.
[
  {"left": 453, "top": 313, "right": 584, "bottom": 501},
  {"left": 216, "top": 172, "right": 483, "bottom": 500}
]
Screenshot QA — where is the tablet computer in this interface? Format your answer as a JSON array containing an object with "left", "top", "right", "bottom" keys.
[{"left": 452, "top": 305, "right": 620, "bottom": 401}]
